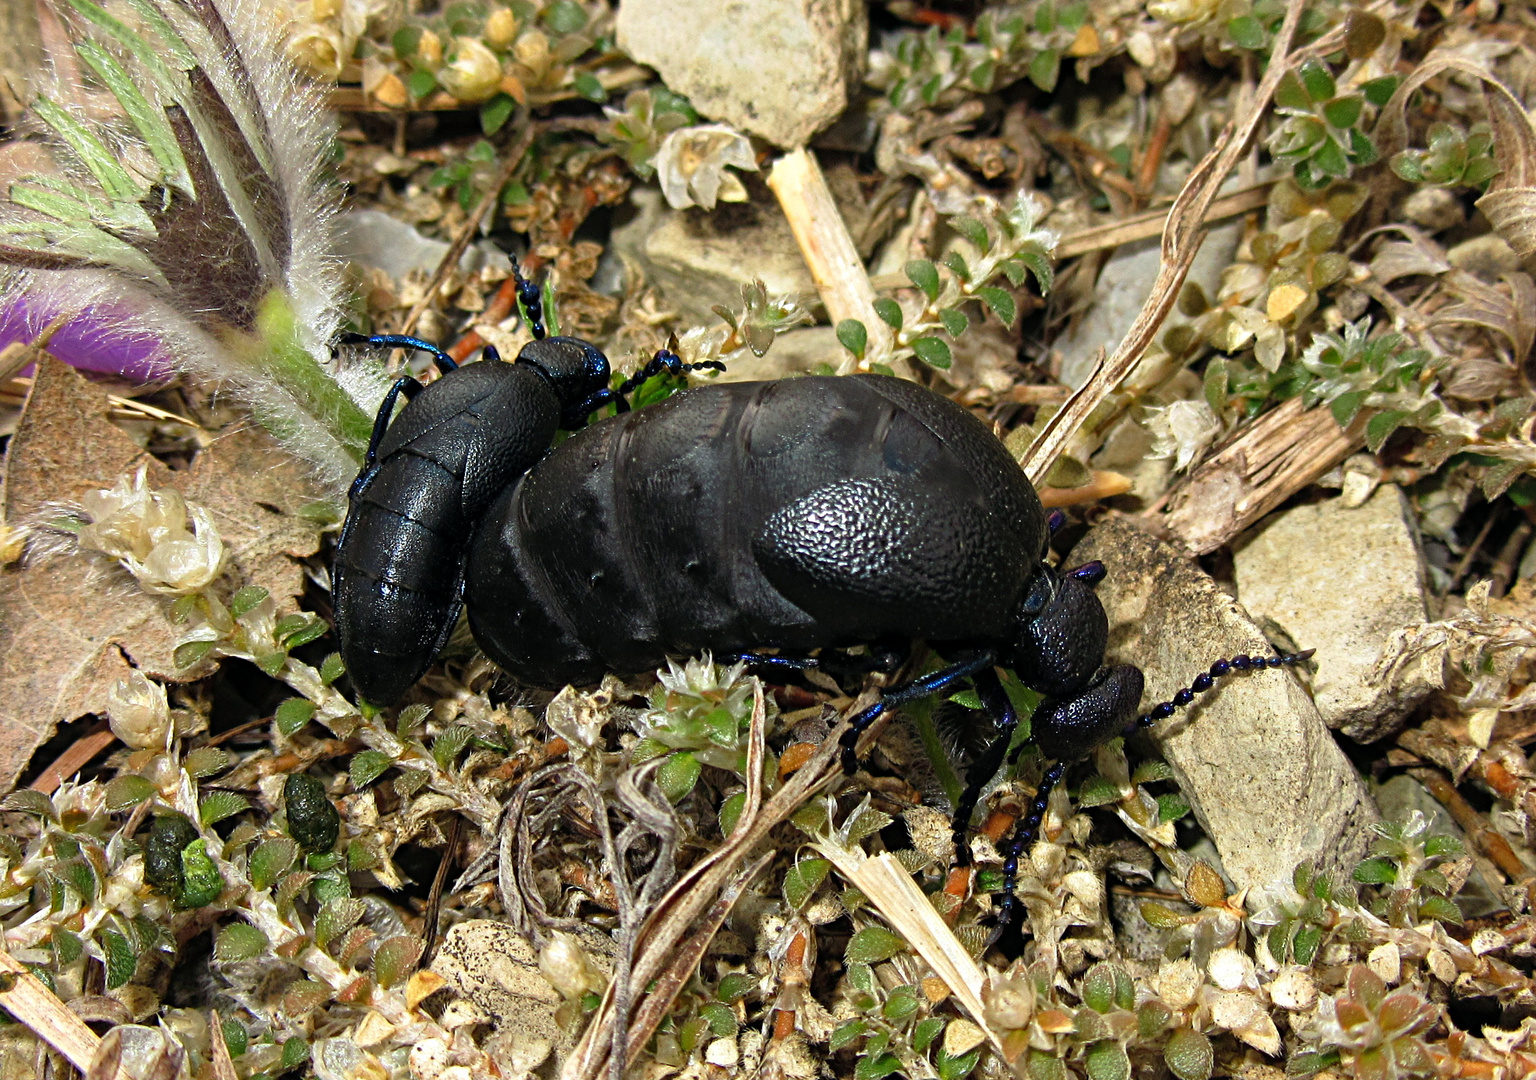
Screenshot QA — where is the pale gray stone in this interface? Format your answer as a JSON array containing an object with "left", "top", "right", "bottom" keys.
[
  {"left": 616, "top": 0, "right": 867, "bottom": 149},
  {"left": 1233, "top": 485, "right": 1431, "bottom": 742},
  {"left": 1072, "top": 520, "right": 1379, "bottom": 892},
  {"left": 610, "top": 187, "right": 817, "bottom": 324}
]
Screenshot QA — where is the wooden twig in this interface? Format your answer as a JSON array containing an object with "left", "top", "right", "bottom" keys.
[
  {"left": 400, "top": 113, "right": 535, "bottom": 338},
  {"left": 1052, "top": 182, "right": 1273, "bottom": 260},
  {"left": 1038, "top": 470, "right": 1133, "bottom": 508},
  {"left": 767, "top": 149, "right": 897, "bottom": 375},
  {"left": 1151, "top": 397, "right": 1364, "bottom": 555},
  {"left": 1018, "top": 0, "right": 1309, "bottom": 486},
  {"left": 28, "top": 722, "right": 114, "bottom": 795},
  {"left": 0, "top": 949, "right": 128, "bottom": 1080}
]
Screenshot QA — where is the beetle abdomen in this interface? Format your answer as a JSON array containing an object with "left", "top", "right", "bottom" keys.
[{"left": 464, "top": 375, "right": 1045, "bottom": 686}]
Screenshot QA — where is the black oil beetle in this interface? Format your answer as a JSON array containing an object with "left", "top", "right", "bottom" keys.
[{"left": 332, "top": 264, "right": 1310, "bottom": 933}]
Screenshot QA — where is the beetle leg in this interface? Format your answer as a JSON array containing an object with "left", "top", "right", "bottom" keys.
[
  {"left": 351, "top": 376, "right": 425, "bottom": 498},
  {"left": 837, "top": 650, "right": 998, "bottom": 774},
  {"left": 339, "top": 332, "right": 458, "bottom": 373},
  {"left": 947, "top": 668, "right": 1019, "bottom": 868},
  {"left": 987, "top": 760, "right": 1068, "bottom": 948},
  {"left": 715, "top": 652, "right": 819, "bottom": 675},
  {"left": 509, "top": 254, "right": 546, "bottom": 340}
]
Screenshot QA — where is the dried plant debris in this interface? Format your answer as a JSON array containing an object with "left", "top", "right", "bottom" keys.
[{"left": 1, "top": 2, "right": 1536, "bottom": 1080}]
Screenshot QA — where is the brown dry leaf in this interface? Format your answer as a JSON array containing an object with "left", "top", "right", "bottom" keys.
[
  {"left": 1431, "top": 270, "right": 1536, "bottom": 367},
  {"left": 0, "top": 358, "right": 329, "bottom": 790}
]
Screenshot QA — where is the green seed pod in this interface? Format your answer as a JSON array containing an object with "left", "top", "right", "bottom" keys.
[
  {"left": 284, "top": 773, "right": 339, "bottom": 852},
  {"left": 144, "top": 813, "right": 199, "bottom": 895}
]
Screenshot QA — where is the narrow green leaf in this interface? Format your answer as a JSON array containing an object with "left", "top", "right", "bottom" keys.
[
  {"left": 74, "top": 39, "right": 192, "bottom": 196},
  {"left": 1293, "top": 923, "right": 1323, "bottom": 964},
  {"left": 14, "top": 97, "right": 140, "bottom": 202},
  {"left": 319, "top": 653, "right": 345, "bottom": 686},
  {"left": 1016, "top": 249, "right": 1055, "bottom": 294},
  {"left": 105, "top": 775, "right": 154, "bottom": 811},
  {"left": 910, "top": 336, "right": 952, "bottom": 369},
  {"left": 942, "top": 251, "right": 970, "bottom": 280},
  {"left": 1299, "top": 60, "right": 1336, "bottom": 103},
  {"left": 229, "top": 586, "right": 270, "bottom": 617},
  {"left": 111, "top": 0, "right": 197, "bottom": 68},
  {"left": 830, "top": 1020, "right": 868, "bottom": 1052},
  {"left": 431, "top": 726, "right": 473, "bottom": 770}
]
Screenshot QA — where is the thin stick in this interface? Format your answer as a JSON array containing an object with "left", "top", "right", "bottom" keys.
[
  {"left": 1018, "top": 0, "right": 1308, "bottom": 485},
  {"left": 401, "top": 112, "right": 534, "bottom": 338},
  {"left": 767, "top": 149, "right": 897, "bottom": 375},
  {"left": 1052, "top": 182, "right": 1273, "bottom": 259},
  {"left": 28, "top": 723, "right": 115, "bottom": 795}
]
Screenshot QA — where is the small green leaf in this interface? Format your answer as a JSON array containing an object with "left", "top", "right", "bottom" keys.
[
  {"left": 845, "top": 926, "right": 906, "bottom": 964},
  {"left": 373, "top": 935, "right": 424, "bottom": 989},
  {"left": 105, "top": 775, "right": 154, "bottom": 811},
  {"left": 52, "top": 929, "right": 83, "bottom": 965},
  {"left": 214, "top": 923, "right": 270, "bottom": 963},
  {"left": 542, "top": 0, "right": 588, "bottom": 32},
  {"left": 856, "top": 1053, "right": 903, "bottom": 1080},
  {"left": 431, "top": 726, "right": 473, "bottom": 771},
  {"left": 1299, "top": 60, "right": 1336, "bottom": 103},
  {"left": 1028, "top": 1051, "right": 1068, "bottom": 1080},
  {"left": 280, "top": 1037, "right": 310, "bottom": 1072},
  {"left": 1418, "top": 895, "right": 1463, "bottom": 924},
  {"left": 1293, "top": 923, "right": 1323, "bottom": 965},
  {"left": 1156, "top": 793, "right": 1190, "bottom": 823},
  {"left": 975, "top": 286, "right": 1016, "bottom": 325},
  {"left": 185, "top": 747, "right": 230, "bottom": 779},
  {"left": 222, "top": 1019, "right": 248, "bottom": 1058},
  {"left": 718, "top": 972, "right": 756, "bottom": 1002},
  {"left": 1, "top": 790, "right": 54, "bottom": 818},
  {"left": 656, "top": 751, "right": 702, "bottom": 802},
  {"left": 1286, "top": 1050, "right": 1341, "bottom": 1077},
  {"left": 248, "top": 837, "right": 299, "bottom": 892},
  {"left": 229, "top": 586, "right": 270, "bottom": 617},
  {"left": 942, "top": 251, "right": 970, "bottom": 280},
  {"left": 830, "top": 1019, "right": 868, "bottom": 1052},
  {"left": 1365, "top": 409, "right": 1409, "bottom": 452},
  {"left": 274, "top": 698, "right": 315, "bottom": 738},
  {"left": 1322, "top": 96, "right": 1362, "bottom": 130},
  {"left": 1016, "top": 249, "right": 1055, "bottom": 294},
  {"left": 315, "top": 897, "right": 366, "bottom": 949},
  {"left": 913, "top": 1016, "right": 945, "bottom": 1053},
  {"left": 1140, "top": 901, "right": 1189, "bottom": 929},
  {"left": 1084, "top": 1040, "right": 1130, "bottom": 1080},
  {"left": 873, "top": 298, "right": 904, "bottom": 329},
  {"left": 1227, "top": 15, "right": 1265, "bottom": 50},
  {"left": 1275, "top": 70, "right": 1311, "bottom": 112},
  {"left": 406, "top": 68, "right": 438, "bottom": 101},
  {"left": 718, "top": 791, "right": 746, "bottom": 836},
  {"left": 1330, "top": 390, "right": 1365, "bottom": 427},
  {"left": 573, "top": 71, "right": 608, "bottom": 102},
  {"left": 1361, "top": 75, "right": 1399, "bottom": 107},
  {"left": 910, "top": 336, "right": 952, "bottom": 369},
  {"left": 699, "top": 1001, "right": 737, "bottom": 1036},
  {"left": 783, "top": 858, "right": 832, "bottom": 910},
  {"left": 350, "top": 750, "right": 394, "bottom": 789},
  {"left": 937, "top": 1046, "right": 982, "bottom": 1080},
  {"left": 255, "top": 651, "right": 287, "bottom": 677},
  {"left": 951, "top": 216, "right": 990, "bottom": 252},
  {"left": 1164, "top": 1027, "right": 1213, "bottom": 1080},
  {"left": 939, "top": 307, "right": 969, "bottom": 338},
  {"left": 1027, "top": 49, "right": 1060, "bottom": 92},
  {"left": 200, "top": 791, "right": 249, "bottom": 827},
  {"left": 319, "top": 653, "right": 345, "bottom": 686},
  {"left": 837, "top": 318, "right": 868, "bottom": 359},
  {"left": 175, "top": 640, "right": 215, "bottom": 670},
  {"left": 100, "top": 929, "right": 137, "bottom": 989},
  {"left": 1424, "top": 835, "right": 1463, "bottom": 858},
  {"left": 1076, "top": 774, "right": 1120, "bottom": 807},
  {"left": 905, "top": 259, "right": 941, "bottom": 301}
]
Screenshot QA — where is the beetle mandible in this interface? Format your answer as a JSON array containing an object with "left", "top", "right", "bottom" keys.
[{"left": 333, "top": 264, "right": 1310, "bottom": 932}]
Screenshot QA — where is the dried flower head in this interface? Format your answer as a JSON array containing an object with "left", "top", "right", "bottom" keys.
[
  {"left": 438, "top": 37, "right": 503, "bottom": 102},
  {"left": 105, "top": 669, "right": 172, "bottom": 750},
  {"left": 654, "top": 125, "right": 758, "bottom": 210},
  {"left": 78, "top": 467, "right": 226, "bottom": 595},
  {"left": 1145, "top": 399, "right": 1223, "bottom": 472}
]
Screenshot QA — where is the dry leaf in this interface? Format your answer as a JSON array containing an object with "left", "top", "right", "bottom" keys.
[{"left": 0, "top": 358, "right": 328, "bottom": 789}]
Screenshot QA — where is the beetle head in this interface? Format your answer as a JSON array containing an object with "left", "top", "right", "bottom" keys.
[
  {"left": 1006, "top": 560, "right": 1109, "bottom": 698},
  {"left": 517, "top": 336, "right": 611, "bottom": 424}
]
